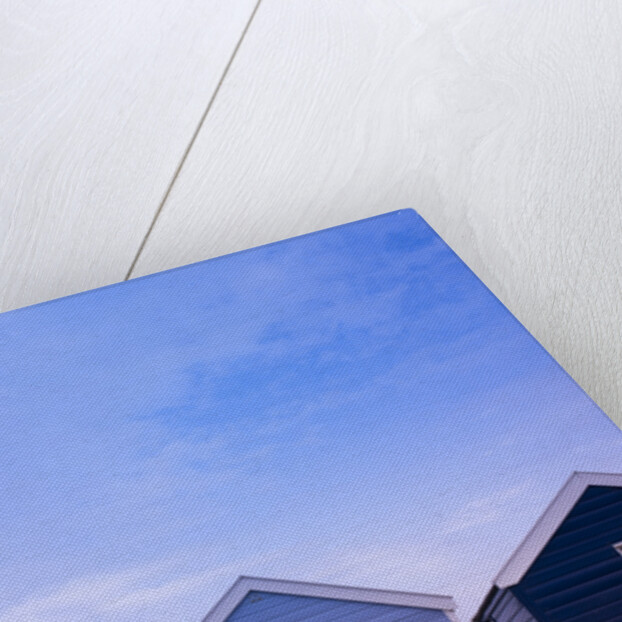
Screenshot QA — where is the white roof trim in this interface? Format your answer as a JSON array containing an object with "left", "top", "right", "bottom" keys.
[
  {"left": 495, "top": 471, "right": 622, "bottom": 588},
  {"left": 202, "top": 576, "right": 458, "bottom": 622}
]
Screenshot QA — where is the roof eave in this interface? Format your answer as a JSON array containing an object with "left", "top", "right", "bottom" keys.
[
  {"left": 495, "top": 471, "right": 622, "bottom": 588},
  {"left": 202, "top": 575, "right": 457, "bottom": 622}
]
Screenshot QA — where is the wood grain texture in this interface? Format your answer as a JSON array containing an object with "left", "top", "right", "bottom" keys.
[
  {"left": 133, "top": 0, "right": 622, "bottom": 424},
  {"left": 0, "top": 0, "right": 257, "bottom": 312}
]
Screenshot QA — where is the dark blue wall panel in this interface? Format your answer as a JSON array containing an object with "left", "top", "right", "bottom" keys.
[
  {"left": 515, "top": 485, "right": 622, "bottom": 621},
  {"left": 476, "top": 485, "right": 622, "bottom": 622}
]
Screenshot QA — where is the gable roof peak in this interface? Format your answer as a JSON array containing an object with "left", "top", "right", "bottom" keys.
[
  {"left": 202, "top": 575, "right": 458, "bottom": 622},
  {"left": 495, "top": 471, "right": 622, "bottom": 588}
]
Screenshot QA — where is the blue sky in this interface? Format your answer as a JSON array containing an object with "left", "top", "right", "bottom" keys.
[{"left": 1, "top": 210, "right": 621, "bottom": 622}]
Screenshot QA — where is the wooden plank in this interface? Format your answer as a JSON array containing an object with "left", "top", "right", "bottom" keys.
[
  {"left": 132, "top": 0, "right": 622, "bottom": 423},
  {"left": 0, "top": 0, "right": 257, "bottom": 312}
]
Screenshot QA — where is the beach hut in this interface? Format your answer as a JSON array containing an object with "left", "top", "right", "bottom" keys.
[
  {"left": 474, "top": 472, "right": 622, "bottom": 621},
  {"left": 203, "top": 576, "right": 458, "bottom": 621}
]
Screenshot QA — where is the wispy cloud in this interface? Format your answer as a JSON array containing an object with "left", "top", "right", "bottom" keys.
[
  {"left": 0, "top": 549, "right": 289, "bottom": 622},
  {"left": 440, "top": 481, "right": 533, "bottom": 535},
  {"left": 2, "top": 212, "right": 621, "bottom": 622},
  {"left": 0, "top": 559, "right": 173, "bottom": 622}
]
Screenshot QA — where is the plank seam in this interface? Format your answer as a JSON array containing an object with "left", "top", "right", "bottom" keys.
[{"left": 124, "top": 0, "right": 264, "bottom": 280}]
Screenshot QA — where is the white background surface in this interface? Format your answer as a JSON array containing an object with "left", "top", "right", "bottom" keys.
[{"left": 1, "top": 0, "right": 620, "bottom": 424}]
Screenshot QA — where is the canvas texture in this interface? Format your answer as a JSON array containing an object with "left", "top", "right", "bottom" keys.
[{"left": 1, "top": 210, "right": 620, "bottom": 622}]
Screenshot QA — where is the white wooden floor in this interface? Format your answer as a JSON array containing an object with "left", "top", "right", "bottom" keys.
[{"left": 1, "top": 0, "right": 621, "bottom": 425}]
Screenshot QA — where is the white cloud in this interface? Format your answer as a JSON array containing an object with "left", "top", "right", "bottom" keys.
[
  {"left": 0, "top": 549, "right": 288, "bottom": 622},
  {"left": 0, "top": 559, "right": 172, "bottom": 622},
  {"left": 440, "top": 481, "right": 533, "bottom": 535}
]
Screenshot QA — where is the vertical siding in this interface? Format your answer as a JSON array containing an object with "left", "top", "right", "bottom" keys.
[{"left": 225, "top": 591, "right": 452, "bottom": 621}]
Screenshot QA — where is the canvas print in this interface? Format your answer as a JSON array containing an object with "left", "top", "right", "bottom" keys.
[{"left": 1, "top": 210, "right": 621, "bottom": 622}]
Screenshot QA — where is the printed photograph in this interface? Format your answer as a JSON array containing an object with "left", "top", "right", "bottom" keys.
[{"left": 1, "top": 210, "right": 621, "bottom": 622}]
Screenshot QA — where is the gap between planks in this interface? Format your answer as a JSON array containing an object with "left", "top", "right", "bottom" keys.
[{"left": 124, "top": 0, "right": 265, "bottom": 281}]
